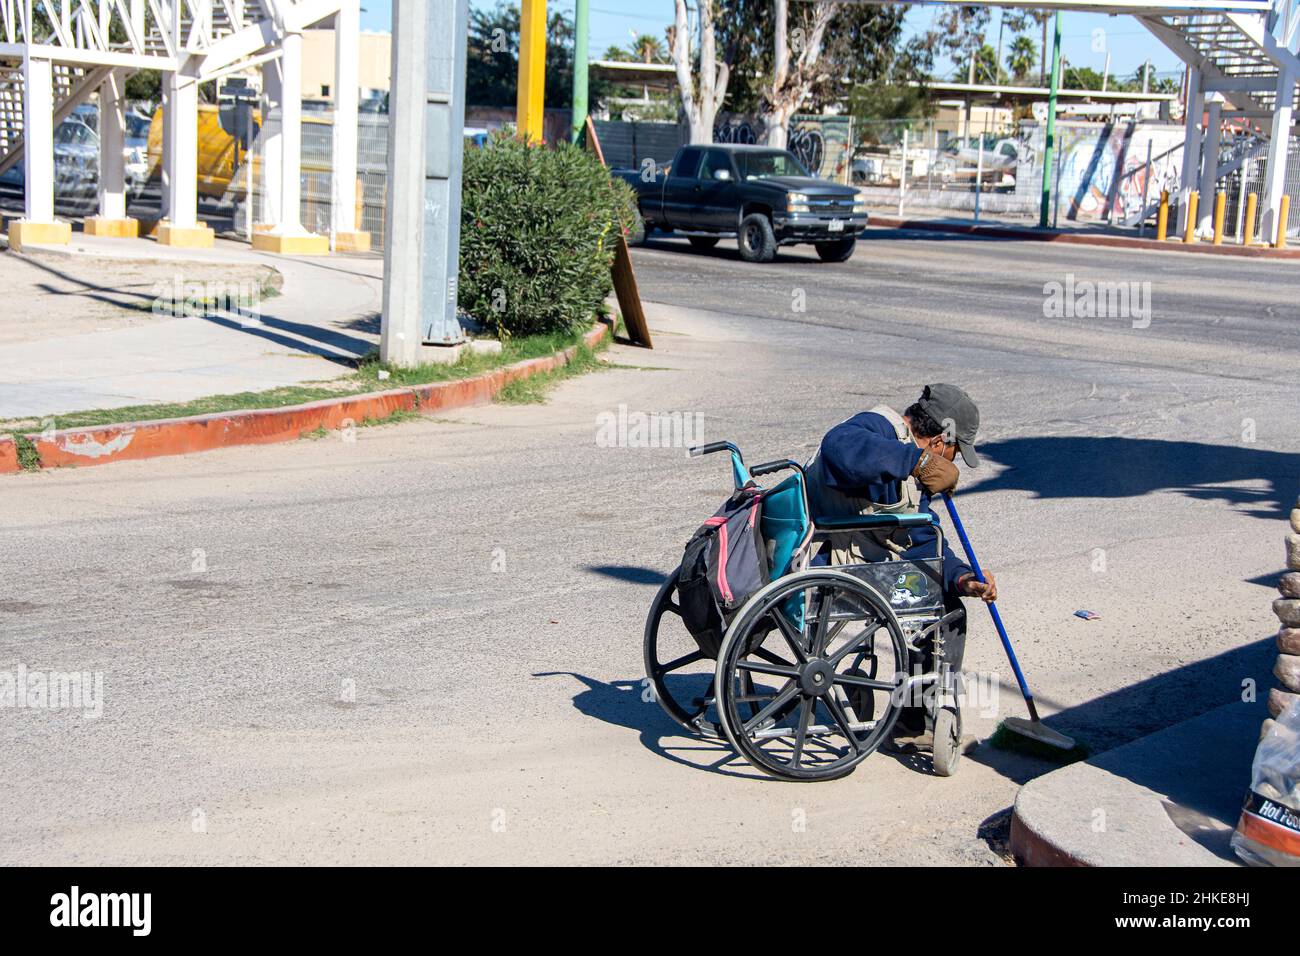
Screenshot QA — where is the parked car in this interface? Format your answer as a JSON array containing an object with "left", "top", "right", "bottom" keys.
[
  {"left": 931, "top": 137, "right": 1021, "bottom": 190},
  {"left": 616, "top": 143, "right": 867, "bottom": 263}
]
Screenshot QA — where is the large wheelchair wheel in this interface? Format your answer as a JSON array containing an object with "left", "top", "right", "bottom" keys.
[
  {"left": 644, "top": 577, "right": 726, "bottom": 737},
  {"left": 715, "top": 570, "right": 909, "bottom": 781}
]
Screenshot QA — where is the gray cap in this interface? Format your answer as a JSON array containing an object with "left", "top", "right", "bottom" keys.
[{"left": 917, "top": 383, "right": 980, "bottom": 467}]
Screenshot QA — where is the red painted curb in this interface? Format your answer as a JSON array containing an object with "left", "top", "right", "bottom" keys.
[
  {"left": 14, "top": 322, "right": 609, "bottom": 472},
  {"left": 868, "top": 215, "right": 1300, "bottom": 259},
  {"left": 1009, "top": 807, "right": 1088, "bottom": 867},
  {"left": 0, "top": 436, "right": 18, "bottom": 474}
]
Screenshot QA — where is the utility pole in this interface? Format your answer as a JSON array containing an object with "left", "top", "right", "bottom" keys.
[
  {"left": 517, "top": 0, "right": 547, "bottom": 142},
  {"left": 571, "top": 0, "right": 589, "bottom": 143},
  {"left": 381, "top": 0, "right": 470, "bottom": 366},
  {"left": 1039, "top": 11, "right": 1062, "bottom": 229}
]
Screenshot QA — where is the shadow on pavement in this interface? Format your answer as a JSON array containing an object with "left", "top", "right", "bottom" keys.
[
  {"left": 534, "top": 670, "right": 768, "bottom": 781},
  {"left": 970, "top": 436, "right": 1299, "bottom": 522},
  {"left": 583, "top": 564, "right": 669, "bottom": 586}
]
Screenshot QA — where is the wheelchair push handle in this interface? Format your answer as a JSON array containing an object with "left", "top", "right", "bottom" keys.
[
  {"left": 749, "top": 458, "right": 806, "bottom": 478},
  {"left": 688, "top": 441, "right": 740, "bottom": 459}
]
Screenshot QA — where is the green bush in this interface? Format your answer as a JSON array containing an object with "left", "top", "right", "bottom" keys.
[{"left": 459, "top": 133, "right": 638, "bottom": 338}]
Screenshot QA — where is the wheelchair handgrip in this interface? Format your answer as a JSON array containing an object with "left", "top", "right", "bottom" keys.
[
  {"left": 688, "top": 441, "right": 734, "bottom": 458},
  {"left": 814, "top": 513, "right": 936, "bottom": 531},
  {"left": 750, "top": 458, "right": 803, "bottom": 477}
]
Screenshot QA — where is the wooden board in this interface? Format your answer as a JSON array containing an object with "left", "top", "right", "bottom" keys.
[{"left": 585, "top": 116, "right": 652, "bottom": 349}]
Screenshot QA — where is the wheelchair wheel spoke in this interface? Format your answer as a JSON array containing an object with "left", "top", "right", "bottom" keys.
[
  {"left": 736, "top": 659, "right": 800, "bottom": 680},
  {"left": 770, "top": 607, "right": 809, "bottom": 663},
  {"left": 833, "top": 670, "right": 895, "bottom": 693},
  {"left": 824, "top": 695, "right": 863, "bottom": 753},
  {"left": 827, "top": 620, "right": 880, "bottom": 668},
  {"left": 659, "top": 649, "right": 705, "bottom": 674},
  {"left": 811, "top": 586, "right": 832, "bottom": 656},
  {"left": 790, "top": 697, "right": 814, "bottom": 767},
  {"left": 742, "top": 680, "right": 799, "bottom": 734},
  {"left": 752, "top": 647, "right": 794, "bottom": 669}
]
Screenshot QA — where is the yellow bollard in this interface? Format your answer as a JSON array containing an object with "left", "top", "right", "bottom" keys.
[
  {"left": 1156, "top": 190, "right": 1169, "bottom": 241},
  {"left": 1275, "top": 194, "right": 1290, "bottom": 249},
  {"left": 1213, "top": 191, "right": 1226, "bottom": 245},
  {"left": 516, "top": 0, "right": 548, "bottom": 143},
  {"left": 1183, "top": 191, "right": 1199, "bottom": 243},
  {"left": 1244, "top": 193, "right": 1258, "bottom": 246}
]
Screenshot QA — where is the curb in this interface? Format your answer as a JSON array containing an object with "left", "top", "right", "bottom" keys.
[
  {"left": 3, "top": 323, "right": 608, "bottom": 474},
  {"left": 1009, "top": 805, "right": 1088, "bottom": 867},
  {"left": 867, "top": 214, "right": 1300, "bottom": 259}
]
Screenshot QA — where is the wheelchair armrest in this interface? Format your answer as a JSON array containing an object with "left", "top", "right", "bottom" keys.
[{"left": 813, "top": 513, "right": 936, "bottom": 532}]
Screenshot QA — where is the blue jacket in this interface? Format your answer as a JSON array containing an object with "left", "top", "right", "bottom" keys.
[{"left": 816, "top": 411, "right": 973, "bottom": 593}]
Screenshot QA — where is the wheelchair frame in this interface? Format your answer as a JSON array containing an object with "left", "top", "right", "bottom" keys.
[{"left": 644, "top": 440, "right": 966, "bottom": 781}]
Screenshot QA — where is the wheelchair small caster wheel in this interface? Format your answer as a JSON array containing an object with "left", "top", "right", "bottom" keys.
[{"left": 932, "top": 706, "right": 962, "bottom": 777}]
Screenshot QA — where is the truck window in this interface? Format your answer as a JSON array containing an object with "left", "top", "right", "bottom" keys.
[
  {"left": 700, "top": 150, "right": 732, "bottom": 181},
  {"left": 735, "top": 149, "right": 809, "bottom": 180},
  {"left": 670, "top": 148, "right": 703, "bottom": 180}
]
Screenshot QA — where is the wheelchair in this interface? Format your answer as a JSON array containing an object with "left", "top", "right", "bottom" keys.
[{"left": 644, "top": 441, "right": 965, "bottom": 781}]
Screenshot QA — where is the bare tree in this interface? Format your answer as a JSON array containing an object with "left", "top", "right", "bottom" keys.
[
  {"left": 668, "top": 0, "right": 730, "bottom": 143},
  {"left": 762, "top": 0, "right": 837, "bottom": 148}
]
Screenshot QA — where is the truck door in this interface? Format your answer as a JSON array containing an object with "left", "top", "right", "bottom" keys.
[
  {"left": 662, "top": 147, "right": 703, "bottom": 227},
  {"left": 698, "top": 149, "right": 739, "bottom": 231}
]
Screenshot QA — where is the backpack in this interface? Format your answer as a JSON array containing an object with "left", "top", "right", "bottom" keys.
[{"left": 676, "top": 485, "right": 769, "bottom": 659}]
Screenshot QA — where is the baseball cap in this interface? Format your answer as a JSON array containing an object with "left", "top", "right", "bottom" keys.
[{"left": 917, "top": 383, "right": 981, "bottom": 467}]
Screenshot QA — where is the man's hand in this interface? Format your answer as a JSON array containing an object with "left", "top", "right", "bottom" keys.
[
  {"left": 958, "top": 571, "right": 997, "bottom": 603},
  {"left": 911, "top": 450, "right": 959, "bottom": 496}
]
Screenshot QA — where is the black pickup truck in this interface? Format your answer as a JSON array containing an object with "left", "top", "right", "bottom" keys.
[{"left": 617, "top": 143, "right": 867, "bottom": 263}]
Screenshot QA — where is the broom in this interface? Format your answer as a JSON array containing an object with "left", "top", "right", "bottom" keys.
[{"left": 942, "top": 493, "right": 1085, "bottom": 759}]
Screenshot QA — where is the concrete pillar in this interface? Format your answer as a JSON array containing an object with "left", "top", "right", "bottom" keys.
[
  {"left": 1261, "top": 68, "right": 1296, "bottom": 244},
  {"left": 253, "top": 32, "right": 328, "bottom": 254},
  {"left": 1197, "top": 98, "right": 1222, "bottom": 238},
  {"left": 8, "top": 54, "right": 69, "bottom": 249},
  {"left": 381, "top": 0, "right": 469, "bottom": 366},
  {"left": 85, "top": 70, "right": 138, "bottom": 237},
  {"left": 259, "top": 60, "right": 283, "bottom": 228},
  {"left": 330, "top": 0, "right": 368, "bottom": 252},
  {"left": 1177, "top": 67, "right": 1204, "bottom": 236},
  {"left": 158, "top": 70, "right": 213, "bottom": 246}
]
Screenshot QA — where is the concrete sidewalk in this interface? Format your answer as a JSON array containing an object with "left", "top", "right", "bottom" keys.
[
  {"left": 1011, "top": 701, "right": 1264, "bottom": 866},
  {"left": 0, "top": 233, "right": 382, "bottom": 420}
]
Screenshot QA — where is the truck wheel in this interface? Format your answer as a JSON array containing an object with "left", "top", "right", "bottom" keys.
[
  {"left": 687, "top": 236, "right": 719, "bottom": 250},
  {"left": 738, "top": 213, "right": 777, "bottom": 263},
  {"left": 815, "top": 237, "right": 856, "bottom": 262}
]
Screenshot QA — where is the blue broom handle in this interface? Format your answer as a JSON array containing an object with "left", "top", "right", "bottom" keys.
[{"left": 941, "top": 493, "right": 1036, "bottom": 710}]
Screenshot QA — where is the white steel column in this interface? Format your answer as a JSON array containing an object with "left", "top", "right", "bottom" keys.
[
  {"left": 97, "top": 70, "right": 128, "bottom": 221},
  {"left": 21, "top": 54, "right": 55, "bottom": 224},
  {"left": 1260, "top": 68, "right": 1296, "bottom": 243},
  {"left": 260, "top": 60, "right": 283, "bottom": 227},
  {"left": 1197, "top": 97, "right": 1222, "bottom": 237},
  {"left": 330, "top": 0, "right": 362, "bottom": 245},
  {"left": 163, "top": 70, "right": 199, "bottom": 229},
  {"left": 273, "top": 30, "right": 306, "bottom": 235},
  {"left": 1177, "top": 67, "right": 1204, "bottom": 236}
]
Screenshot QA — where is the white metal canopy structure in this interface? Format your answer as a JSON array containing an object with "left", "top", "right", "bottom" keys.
[
  {"left": 1, "top": 0, "right": 364, "bottom": 250},
  {"left": 833, "top": 0, "right": 1300, "bottom": 237}
]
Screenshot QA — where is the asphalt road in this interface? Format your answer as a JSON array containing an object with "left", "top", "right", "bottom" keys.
[{"left": 1, "top": 228, "right": 1294, "bottom": 865}]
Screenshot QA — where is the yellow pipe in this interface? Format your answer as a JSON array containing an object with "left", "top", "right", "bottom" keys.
[
  {"left": 1212, "top": 191, "right": 1225, "bottom": 245},
  {"left": 1156, "top": 190, "right": 1169, "bottom": 241},
  {"left": 516, "top": 0, "right": 548, "bottom": 143},
  {"left": 1244, "top": 193, "right": 1258, "bottom": 246},
  {"left": 1183, "top": 191, "right": 1199, "bottom": 243},
  {"left": 1275, "top": 195, "right": 1290, "bottom": 249}
]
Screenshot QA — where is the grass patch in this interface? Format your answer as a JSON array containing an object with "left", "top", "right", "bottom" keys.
[
  {"left": 496, "top": 341, "right": 608, "bottom": 405},
  {"left": 13, "top": 435, "right": 40, "bottom": 471},
  {"left": 356, "top": 408, "right": 422, "bottom": 428},
  {"left": 0, "top": 329, "right": 603, "bottom": 434},
  {"left": 987, "top": 723, "right": 1091, "bottom": 764}
]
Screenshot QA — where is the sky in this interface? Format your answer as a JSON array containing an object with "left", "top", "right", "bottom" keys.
[{"left": 360, "top": 2, "right": 1186, "bottom": 85}]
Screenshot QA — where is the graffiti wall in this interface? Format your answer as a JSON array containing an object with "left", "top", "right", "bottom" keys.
[
  {"left": 711, "top": 113, "right": 853, "bottom": 183},
  {"left": 1015, "top": 121, "right": 1185, "bottom": 224}
]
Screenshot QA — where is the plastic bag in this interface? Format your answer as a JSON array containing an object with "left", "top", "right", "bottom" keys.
[{"left": 1232, "top": 698, "right": 1300, "bottom": 866}]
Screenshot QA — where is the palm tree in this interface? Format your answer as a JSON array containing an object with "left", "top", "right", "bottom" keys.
[
  {"left": 1007, "top": 35, "right": 1037, "bottom": 83},
  {"left": 629, "top": 33, "right": 667, "bottom": 64}
]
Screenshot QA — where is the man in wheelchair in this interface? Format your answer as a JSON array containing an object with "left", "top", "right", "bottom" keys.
[{"left": 805, "top": 384, "right": 997, "bottom": 744}]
